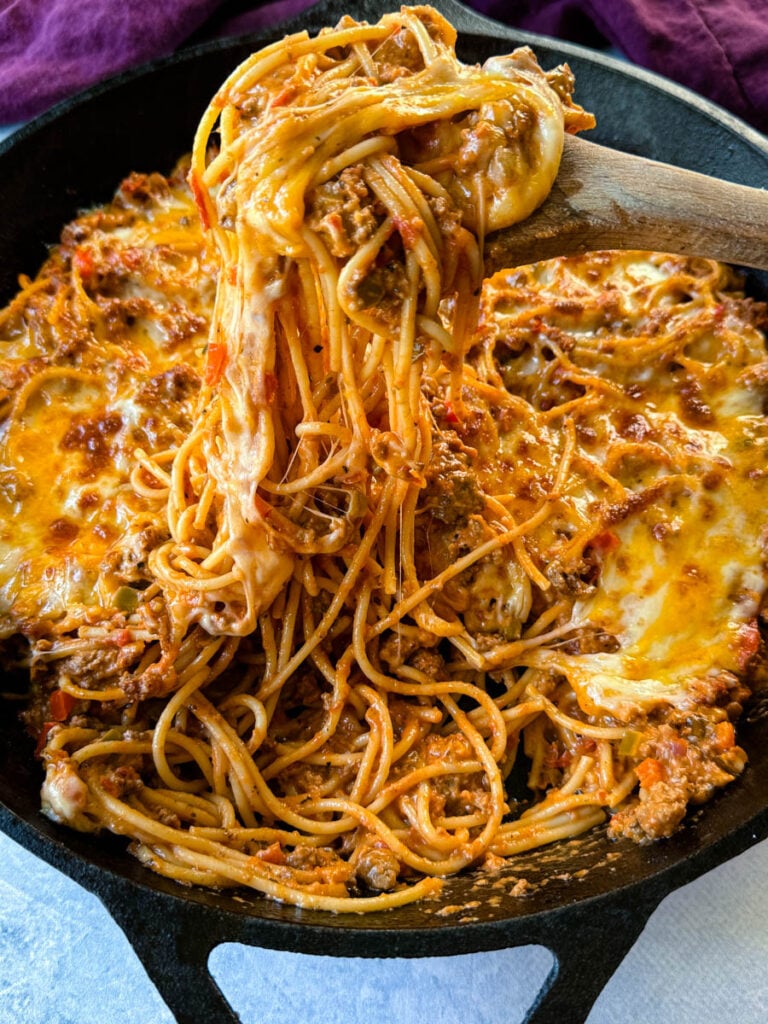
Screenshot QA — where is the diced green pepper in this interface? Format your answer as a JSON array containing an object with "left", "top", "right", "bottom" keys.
[
  {"left": 114, "top": 586, "right": 138, "bottom": 613},
  {"left": 618, "top": 729, "right": 643, "bottom": 757}
]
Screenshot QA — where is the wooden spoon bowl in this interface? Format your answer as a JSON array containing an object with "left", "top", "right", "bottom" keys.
[{"left": 487, "top": 133, "right": 768, "bottom": 272}]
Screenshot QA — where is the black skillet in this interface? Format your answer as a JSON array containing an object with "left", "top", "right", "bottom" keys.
[{"left": 1, "top": 1, "right": 768, "bottom": 1021}]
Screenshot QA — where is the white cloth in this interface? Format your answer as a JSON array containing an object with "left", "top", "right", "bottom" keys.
[{"left": 0, "top": 827, "right": 767, "bottom": 1023}]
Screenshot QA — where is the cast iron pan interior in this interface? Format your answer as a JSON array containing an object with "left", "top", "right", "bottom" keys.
[{"left": 1, "top": 1, "right": 768, "bottom": 1021}]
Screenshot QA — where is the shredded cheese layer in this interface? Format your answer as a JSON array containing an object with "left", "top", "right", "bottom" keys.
[{"left": 0, "top": 8, "right": 765, "bottom": 912}]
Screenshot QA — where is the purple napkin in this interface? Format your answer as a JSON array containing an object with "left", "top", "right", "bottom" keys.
[
  {"left": 1, "top": 0, "right": 767, "bottom": 135},
  {"left": 502, "top": 0, "right": 768, "bottom": 136},
  {"left": 0, "top": 1, "right": 216, "bottom": 120}
]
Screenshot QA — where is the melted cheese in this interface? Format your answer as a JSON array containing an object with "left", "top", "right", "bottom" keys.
[
  {"left": 0, "top": 166, "right": 215, "bottom": 635},
  {"left": 2, "top": 199, "right": 766, "bottom": 727},
  {"left": 479, "top": 252, "right": 768, "bottom": 717},
  {"left": 566, "top": 473, "right": 765, "bottom": 717}
]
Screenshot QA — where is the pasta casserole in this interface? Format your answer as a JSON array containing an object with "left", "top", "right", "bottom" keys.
[{"left": 0, "top": 6, "right": 766, "bottom": 911}]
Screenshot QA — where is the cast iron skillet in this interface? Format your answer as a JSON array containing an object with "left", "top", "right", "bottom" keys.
[{"left": 1, "top": 1, "right": 768, "bottom": 1021}]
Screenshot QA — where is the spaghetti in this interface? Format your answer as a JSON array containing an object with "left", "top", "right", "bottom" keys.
[{"left": 1, "top": 7, "right": 767, "bottom": 912}]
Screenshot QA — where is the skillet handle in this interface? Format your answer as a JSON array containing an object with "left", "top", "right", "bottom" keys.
[
  {"left": 522, "top": 888, "right": 662, "bottom": 1024},
  {"left": 101, "top": 884, "right": 240, "bottom": 1024},
  {"left": 102, "top": 882, "right": 659, "bottom": 1024}
]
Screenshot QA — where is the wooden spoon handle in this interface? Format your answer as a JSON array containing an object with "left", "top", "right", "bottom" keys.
[{"left": 487, "top": 133, "right": 768, "bottom": 271}]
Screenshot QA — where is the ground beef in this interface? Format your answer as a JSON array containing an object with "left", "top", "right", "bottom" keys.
[
  {"left": 397, "top": 732, "right": 487, "bottom": 819},
  {"left": 608, "top": 716, "right": 748, "bottom": 842},
  {"left": 626, "top": 781, "right": 688, "bottom": 840},
  {"left": 135, "top": 363, "right": 201, "bottom": 410},
  {"left": 353, "top": 837, "right": 401, "bottom": 891},
  {"left": 407, "top": 646, "right": 445, "bottom": 679},
  {"left": 60, "top": 411, "right": 123, "bottom": 479},
  {"left": 36, "top": 643, "right": 131, "bottom": 689},
  {"left": 102, "top": 522, "right": 169, "bottom": 581},
  {"left": 278, "top": 845, "right": 356, "bottom": 891},
  {"left": 306, "top": 166, "right": 381, "bottom": 258},
  {"left": 378, "top": 628, "right": 440, "bottom": 671},
  {"left": 368, "top": 23, "right": 425, "bottom": 80},
  {"left": 99, "top": 764, "right": 143, "bottom": 799},
  {"left": 419, "top": 429, "right": 485, "bottom": 530},
  {"left": 116, "top": 171, "right": 172, "bottom": 209}
]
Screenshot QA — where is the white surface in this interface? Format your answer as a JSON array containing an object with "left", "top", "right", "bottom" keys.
[
  {"left": 0, "top": 125, "right": 22, "bottom": 144},
  {"left": 0, "top": 824, "right": 767, "bottom": 1023}
]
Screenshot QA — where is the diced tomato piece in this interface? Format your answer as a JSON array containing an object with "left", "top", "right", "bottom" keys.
[
  {"left": 714, "top": 720, "right": 735, "bottom": 751},
  {"left": 255, "top": 842, "right": 286, "bottom": 865},
  {"left": 735, "top": 619, "right": 760, "bottom": 670},
  {"left": 393, "top": 215, "right": 420, "bottom": 249},
  {"left": 591, "top": 530, "right": 620, "bottom": 553},
  {"left": 205, "top": 341, "right": 227, "bottom": 386},
  {"left": 114, "top": 628, "right": 134, "bottom": 648},
  {"left": 270, "top": 85, "right": 297, "bottom": 108},
  {"left": 72, "top": 247, "right": 94, "bottom": 279}
]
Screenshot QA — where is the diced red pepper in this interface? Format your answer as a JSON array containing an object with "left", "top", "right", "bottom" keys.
[
  {"left": 49, "top": 689, "right": 77, "bottom": 722},
  {"left": 205, "top": 341, "right": 227, "bottom": 387},
  {"left": 443, "top": 400, "right": 460, "bottom": 426}
]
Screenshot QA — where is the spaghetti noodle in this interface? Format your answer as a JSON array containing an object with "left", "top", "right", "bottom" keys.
[{"left": 1, "top": 7, "right": 767, "bottom": 912}]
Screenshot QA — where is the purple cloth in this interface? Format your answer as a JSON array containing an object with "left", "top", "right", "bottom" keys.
[
  {"left": 1, "top": 0, "right": 767, "bottom": 135},
  {"left": 499, "top": 0, "right": 768, "bottom": 135},
  {"left": 0, "top": 1, "right": 216, "bottom": 120}
]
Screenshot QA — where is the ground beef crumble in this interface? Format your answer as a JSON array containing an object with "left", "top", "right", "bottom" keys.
[{"left": 609, "top": 713, "right": 748, "bottom": 842}]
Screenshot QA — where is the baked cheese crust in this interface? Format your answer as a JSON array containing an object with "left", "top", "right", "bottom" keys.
[
  {"left": 0, "top": 163, "right": 215, "bottom": 634},
  {"left": 1, "top": 169, "right": 765, "bottom": 862}
]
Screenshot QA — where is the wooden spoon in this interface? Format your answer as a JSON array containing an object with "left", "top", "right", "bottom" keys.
[{"left": 486, "top": 133, "right": 768, "bottom": 272}]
